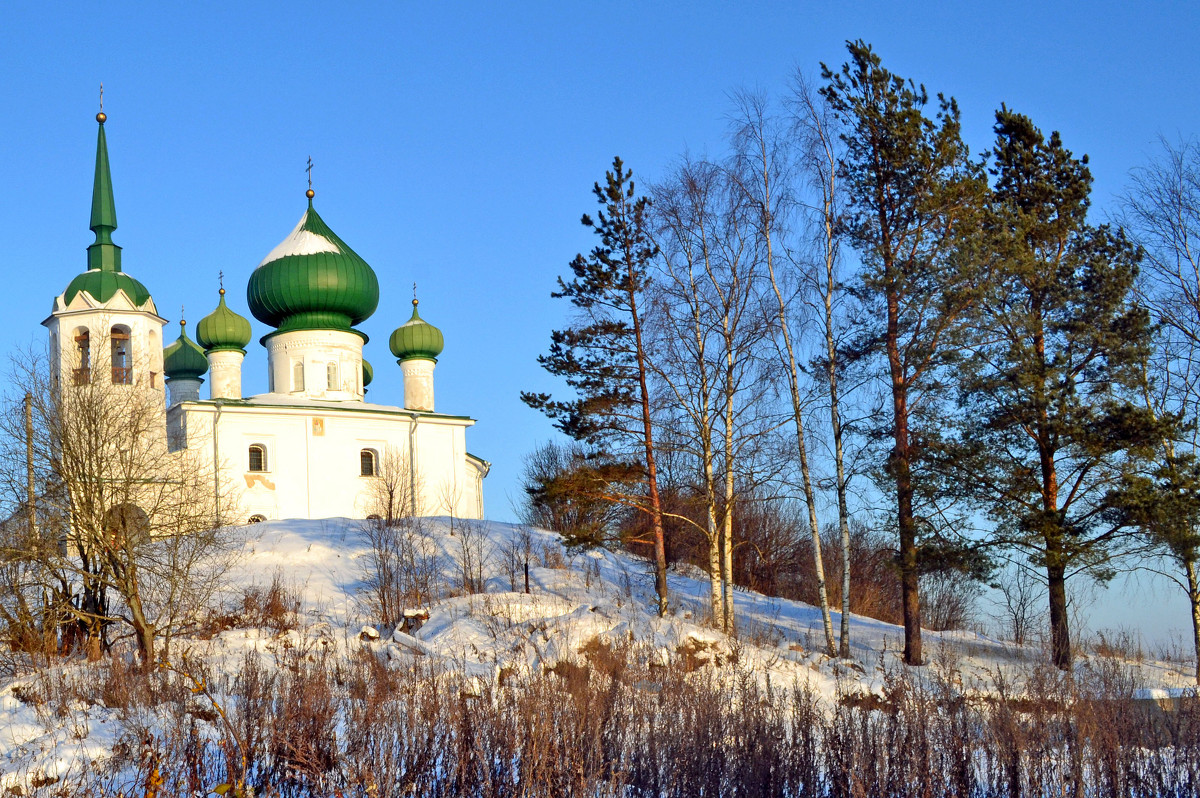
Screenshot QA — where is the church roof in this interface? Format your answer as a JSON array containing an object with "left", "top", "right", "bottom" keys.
[
  {"left": 61, "top": 113, "right": 155, "bottom": 309},
  {"left": 163, "top": 320, "right": 208, "bottom": 380},
  {"left": 197, "top": 288, "right": 252, "bottom": 353},
  {"left": 246, "top": 196, "right": 380, "bottom": 336},
  {"left": 389, "top": 299, "right": 444, "bottom": 362}
]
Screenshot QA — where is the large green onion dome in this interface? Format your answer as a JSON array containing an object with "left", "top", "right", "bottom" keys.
[
  {"left": 389, "top": 299, "right": 444, "bottom": 362},
  {"left": 246, "top": 196, "right": 379, "bottom": 335},
  {"left": 163, "top": 320, "right": 208, "bottom": 380},
  {"left": 197, "top": 288, "right": 252, "bottom": 354},
  {"left": 362, "top": 358, "right": 374, "bottom": 388}
]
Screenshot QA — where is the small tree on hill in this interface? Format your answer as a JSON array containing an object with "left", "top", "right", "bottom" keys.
[{"left": 522, "top": 157, "right": 671, "bottom": 615}]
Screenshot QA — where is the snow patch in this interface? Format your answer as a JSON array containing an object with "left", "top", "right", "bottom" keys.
[{"left": 257, "top": 210, "right": 340, "bottom": 266}]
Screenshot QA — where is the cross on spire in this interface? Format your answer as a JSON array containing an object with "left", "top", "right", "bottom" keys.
[
  {"left": 219, "top": 270, "right": 224, "bottom": 290},
  {"left": 99, "top": 82, "right": 104, "bottom": 112},
  {"left": 306, "top": 156, "right": 313, "bottom": 190}
]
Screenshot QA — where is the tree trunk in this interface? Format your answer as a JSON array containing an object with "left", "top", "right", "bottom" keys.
[
  {"left": 887, "top": 286, "right": 922, "bottom": 666},
  {"left": 1186, "top": 558, "right": 1200, "bottom": 686},
  {"left": 628, "top": 263, "right": 669, "bottom": 617},
  {"left": 823, "top": 222, "right": 853, "bottom": 660},
  {"left": 128, "top": 590, "right": 156, "bottom": 666},
  {"left": 765, "top": 250, "right": 835, "bottom": 655},
  {"left": 25, "top": 394, "right": 36, "bottom": 540},
  {"left": 720, "top": 333, "right": 738, "bottom": 634},
  {"left": 704, "top": 464, "right": 723, "bottom": 628},
  {"left": 1046, "top": 558, "right": 1071, "bottom": 671}
]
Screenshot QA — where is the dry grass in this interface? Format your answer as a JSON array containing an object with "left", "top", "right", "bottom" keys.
[{"left": 10, "top": 640, "right": 1197, "bottom": 797}]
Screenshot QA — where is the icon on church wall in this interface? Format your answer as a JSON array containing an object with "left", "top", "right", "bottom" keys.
[{"left": 312, "top": 417, "right": 325, "bottom": 436}]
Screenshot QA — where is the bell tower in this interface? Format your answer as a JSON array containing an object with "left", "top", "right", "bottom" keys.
[{"left": 42, "top": 109, "right": 167, "bottom": 403}]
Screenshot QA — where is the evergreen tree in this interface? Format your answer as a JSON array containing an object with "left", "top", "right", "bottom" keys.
[
  {"left": 954, "top": 108, "right": 1156, "bottom": 670},
  {"left": 522, "top": 157, "right": 670, "bottom": 615},
  {"left": 1108, "top": 451, "right": 1200, "bottom": 684},
  {"left": 822, "top": 41, "right": 986, "bottom": 665}
]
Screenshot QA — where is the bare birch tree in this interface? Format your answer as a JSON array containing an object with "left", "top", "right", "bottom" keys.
[
  {"left": 728, "top": 90, "right": 836, "bottom": 655},
  {"left": 788, "top": 74, "right": 857, "bottom": 658},
  {"left": 0, "top": 339, "right": 239, "bottom": 666},
  {"left": 1120, "top": 137, "right": 1200, "bottom": 681}
]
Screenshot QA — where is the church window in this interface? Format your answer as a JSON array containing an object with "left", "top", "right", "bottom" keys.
[
  {"left": 111, "top": 326, "right": 132, "bottom": 384},
  {"left": 292, "top": 361, "right": 305, "bottom": 392},
  {"left": 327, "top": 362, "right": 339, "bottom": 391},
  {"left": 74, "top": 328, "right": 91, "bottom": 384},
  {"left": 248, "top": 444, "right": 267, "bottom": 472},
  {"left": 360, "top": 448, "right": 378, "bottom": 477}
]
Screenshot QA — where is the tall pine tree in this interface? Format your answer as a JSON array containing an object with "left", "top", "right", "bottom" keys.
[
  {"left": 522, "top": 157, "right": 670, "bottom": 616},
  {"left": 822, "top": 41, "right": 986, "bottom": 665},
  {"left": 954, "top": 108, "right": 1155, "bottom": 670}
]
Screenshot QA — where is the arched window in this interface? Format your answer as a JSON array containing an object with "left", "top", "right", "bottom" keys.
[
  {"left": 111, "top": 325, "right": 132, "bottom": 384},
  {"left": 360, "top": 448, "right": 378, "bottom": 477},
  {"left": 248, "top": 444, "right": 267, "bottom": 472},
  {"left": 292, "top": 361, "right": 305, "bottom": 392},
  {"left": 327, "top": 361, "right": 339, "bottom": 391},
  {"left": 74, "top": 328, "right": 91, "bottom": 384}
]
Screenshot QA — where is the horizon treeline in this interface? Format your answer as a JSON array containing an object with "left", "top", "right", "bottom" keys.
[{"left": 523, "top": 39, "right": 1200, "bottom": 680}]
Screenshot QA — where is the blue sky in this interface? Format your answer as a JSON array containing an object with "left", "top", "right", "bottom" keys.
[{"left": 6, "top": 1, "right": 1199, "bottom": 642}]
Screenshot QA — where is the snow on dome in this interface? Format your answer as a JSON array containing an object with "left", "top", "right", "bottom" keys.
[{"left": 257, "top": 209, "right": 341, "bottom": 267}]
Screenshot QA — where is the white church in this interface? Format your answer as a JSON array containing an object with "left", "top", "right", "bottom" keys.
[{"left": 43, "top": 111, "right": 489, "bottom": 523}]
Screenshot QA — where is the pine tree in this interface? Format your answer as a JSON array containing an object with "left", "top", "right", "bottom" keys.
[
  {"left": 1109, "top": 452, "right": 1200, "bottom": 684},
  {"left": 955, "top": 108, "right": 1156, "bottom": 670},
  {"left": 522, "top": 157, "right": 670, "bottom": 615},
  {"left": 822, "top": 41, "right": 986, "bottom": 665}
]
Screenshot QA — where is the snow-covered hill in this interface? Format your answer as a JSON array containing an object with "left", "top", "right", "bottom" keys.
[{"left": 1, "top": 517, "right": 1194, "bottom": 788}]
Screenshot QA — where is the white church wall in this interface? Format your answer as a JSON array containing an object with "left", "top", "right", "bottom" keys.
[{"left": 174, "top": 401, "right": 482, "bottom": 523}]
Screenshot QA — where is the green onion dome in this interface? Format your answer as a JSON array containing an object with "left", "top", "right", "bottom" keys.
[
  {"left": 362, "top": 358, "right": 374, "bottom": 388},
  {"left": 63, "top": 270, "right": 152, "bottom": 307},
  {"left": 389, "top": 299, "right": 444, "bottom": 362},
  {"left": 163, "top": 320, "right": 208, "bottom": 380},
  {"left": 197, "top": 288, "right": 252, "bottom": 353},
  {"left": 246, "top": 197, "right": 380, "bottom": 335}
]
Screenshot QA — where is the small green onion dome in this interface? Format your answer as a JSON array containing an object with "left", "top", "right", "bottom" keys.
[
  {"left": 63, "top": 270, "right": 152, "bottom": 307},
  {"left": 163, "top": 320, "right": 208, "bottom": 380},
  {"left": 362, "top": 358, "right": 374, "bottom": 388},
  {"left": 197, "top": 288, "right": 252, "bottom": 353},
  {"left": 389, "top": 299, "right": 444, "bottom": 362},
  {"left": 247, "top": 197, "right": 380, "bottom": 335}
]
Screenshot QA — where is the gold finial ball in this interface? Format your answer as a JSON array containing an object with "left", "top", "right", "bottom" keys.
[
  {"left": 96, "top": 112, "right": 107, "bottom": 124},
  {"left": 219, "top": 288, "right": 226, "bottom": 296},
  {"left": 412, "top": 298, "right": 419, "bottom": 307},
  {"left": 180, "top": 319, "right": 186, "bottom": 327},
  {"left": 306, "top": 188, "right": 315, "bottom": 199}
]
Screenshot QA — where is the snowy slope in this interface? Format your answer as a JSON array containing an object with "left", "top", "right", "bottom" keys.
[{"left": 1, "top": 517, "right": 1194, "bottom": 787}]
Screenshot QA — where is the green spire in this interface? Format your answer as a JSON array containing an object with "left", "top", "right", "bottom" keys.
[{"left": 86, "top": 113, "right": 121, "bottom": 272}]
